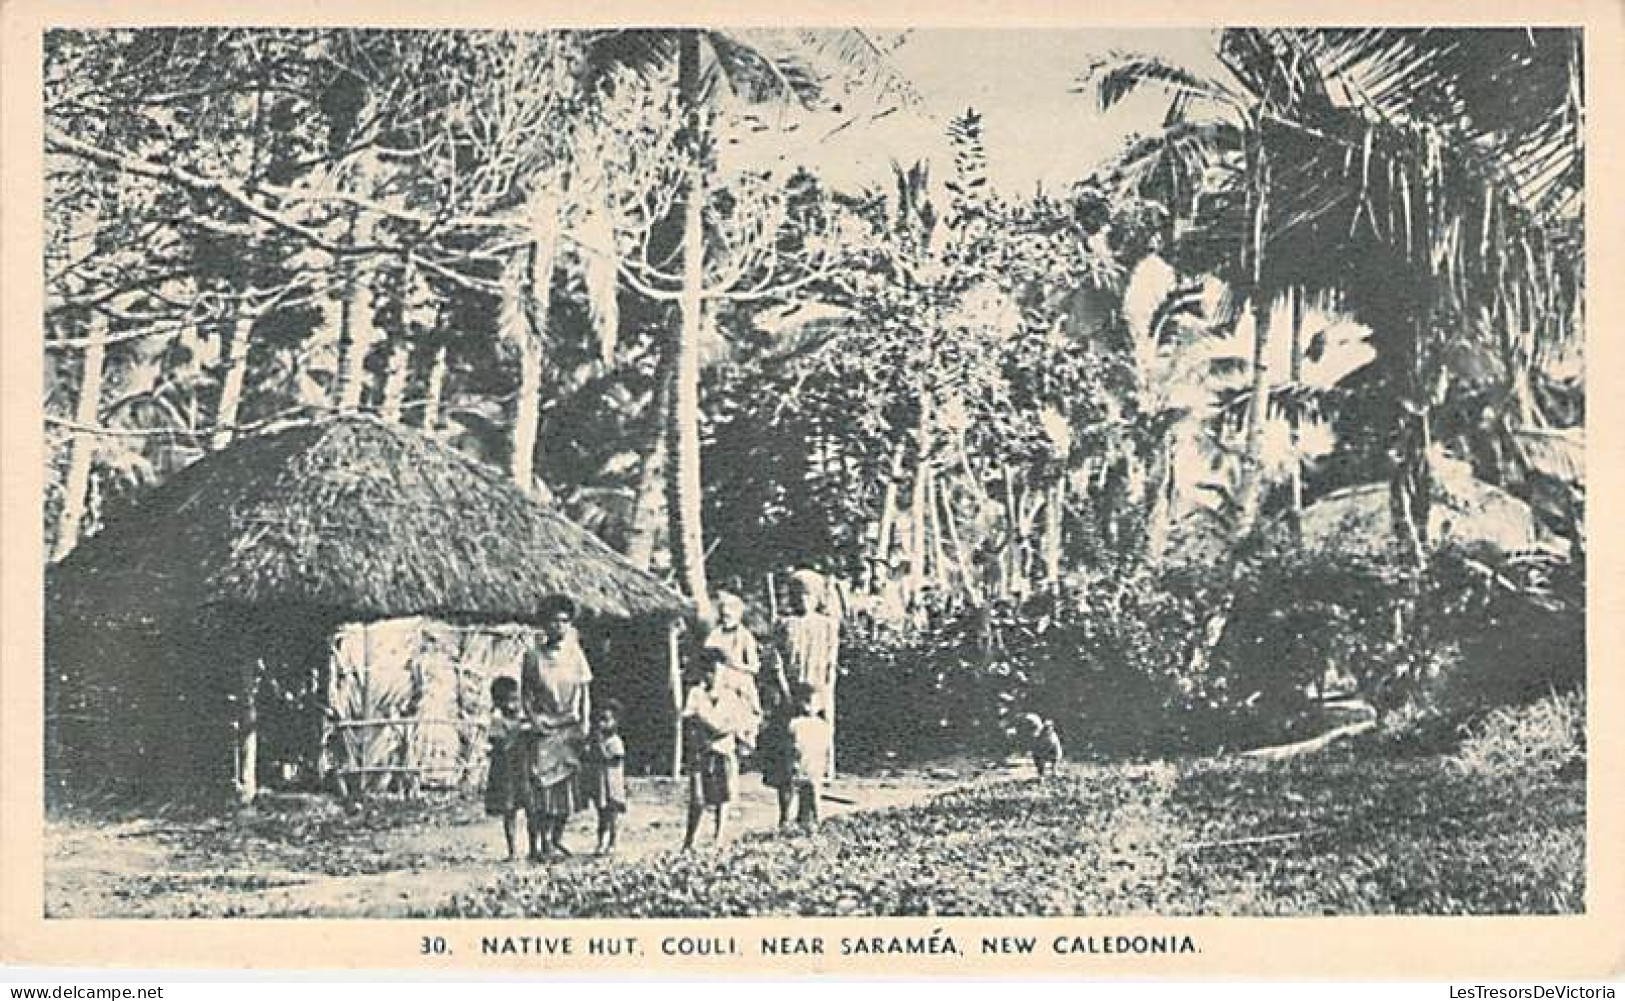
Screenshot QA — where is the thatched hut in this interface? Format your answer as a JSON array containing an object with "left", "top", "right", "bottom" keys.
[
  {"left": 1296, "top": 474, "right": 1567, "bottom": 563},
  {"left": 1162, "top": 460, "right": 1570, "bottom": 572},
  {"left": 46, "top": 415, "right": 688, "bottom": 802}
]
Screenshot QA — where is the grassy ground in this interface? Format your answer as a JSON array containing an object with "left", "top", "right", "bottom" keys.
[
  {"left": 46, "top": 719, "right": 1584, "bottom": 919},
  {"left": 439, "top": 750, "right": 1585, "bottom": 918},
  {"left": 44, "top": 770, "right": 976, "bottom": 918}
]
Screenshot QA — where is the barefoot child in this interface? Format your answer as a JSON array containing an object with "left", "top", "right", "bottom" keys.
[
  {"left": 1022, "top": 713, "right": 1063, "bottom": 779},
  {"left": 778, "top": 681, "right": 831, "bottom": 829},
  {"left": 584, "top": 699, "right": 628, "bottom": 854},
  {"left": 682, "top": 650, "right": 745, "bottom": 850},
  {"left": 483, "top": 676, "right": 529, "bottom": 859}
]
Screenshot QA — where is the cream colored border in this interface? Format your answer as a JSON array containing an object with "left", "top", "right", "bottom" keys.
[{"left": 3, "top": 0, "right": 1621, "bottom": 978}]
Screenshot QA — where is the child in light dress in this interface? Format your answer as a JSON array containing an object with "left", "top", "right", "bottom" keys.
[{"left": 777, "top": 681, "right": 831, "bottom": 829}]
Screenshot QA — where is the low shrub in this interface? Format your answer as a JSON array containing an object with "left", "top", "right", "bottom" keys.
[
  {"left": 1453, "top": 690, "right": 1584, "bottom": 779},
  {"left": 832, "top": 545, "right": 1585, "bottom": 767},
  {"left": 835, "top": 563, "right": 1213, "bottom": 768}
]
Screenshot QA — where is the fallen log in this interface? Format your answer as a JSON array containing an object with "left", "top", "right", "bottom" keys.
[
  {"left": 1183, "top": 830, "right": 1316, "bottom": 852},
  {"left": 1242, "top": 703, "right": 1378, "bottom": 761}
]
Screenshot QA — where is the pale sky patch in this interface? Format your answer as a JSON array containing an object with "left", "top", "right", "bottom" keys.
[{"left": 721, "top": 29, "right": 1226, "bottom": 197}]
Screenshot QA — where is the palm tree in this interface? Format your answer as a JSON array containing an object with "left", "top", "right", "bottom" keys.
[
  {"left": 1082, "top": 33, "right": 1333, "bottom": 536},
  {"left": 1080, "top": 28, "right": 1582, "bottom": 671},
  {"left": 581, "top": 28, "right": 914, "bottom": 618},
  {"left": 1296, "top": 28, "right": 1583, "bottom": 559}
]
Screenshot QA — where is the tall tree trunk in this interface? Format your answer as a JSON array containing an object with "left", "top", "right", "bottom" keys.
[
  {"left": 1234, "top": 130, "right": 1273, "bottom": 535},
  {"left": 52, "top": 194, "right": 108, "bottom": 562},
  {"left": 1392, "top": 306, "right": 1433, "bottom": 569},
  {"left": 333, "top": 215, "right": 378, "bottom": 411},
  {"left": 940, "top": 481, "right": 978, "bottom": 602},
  {"left": 1237, "top": 299, "right": 1274, "bottom": 529},
  {"left": 1187, "top": 298, "right": 1275, "bottom": 677},
  {"left": 420, "top": 343, "right": 448, "bottom": 432},
  {"left": 54, "top": 321, "right": 106, "bottom": 562},
  {"left": 906, "top": 394, "right": 932, "bottom": 598},
  {"left": 1287, "top": 287, "right": 1306, "bottom": 546},
  {"left": 1387, "top": 303, "right": 1435, "bottom": 697},
  {"left": 1188, "top": 138, "right": 1274, "bottom": 679},
  {"left": 212, "top": 86, "right": 267, "bottom": 450},
  {"left": 510, "top": 284, "right": 545, "bottom": 492},
  {"left": 669, "top": 32, "right": 712, "bottom": 619},
  {"left": 209, "top": 312, "right": 256, "bottom": 450},
  {"left": 926, "top": 468, "right": 949, "bottom": 590},
  {"left": 872, "top": 442, "right": 907, "bottom": 568},
  {"left": 1018, "top": 485, "right": 1041, "bottom": 586},
  {"left": 511, "top": 190, "right": 560, "bottom": 496},
  {"left": 626, "top": 370, "right": 672, "bottom": 570},
  {"left": 1044, "top": 472, "right": 1068, "bottom": 588},
  {"left": 379, "top": 338, "right": 411, "bottom": 423}
]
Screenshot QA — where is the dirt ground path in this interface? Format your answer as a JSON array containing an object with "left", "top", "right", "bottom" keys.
[{"left": 46, "top": 765, "right": 1008, "bottom": 919}]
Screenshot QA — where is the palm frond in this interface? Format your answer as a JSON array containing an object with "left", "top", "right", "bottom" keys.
[
  {"left": 1511, "top": 427, "right": 1583, "bottom": 488},
  {"left": 1219, "top": 29, "right": 1336, "bottom": 119},
  {"left": 580, "top": 29, "right": 680, "bottom": 96},
  {"left": 784, "top": 28, "right": 924, "bottom": 108},
  {"left": 1299, "top": 27, "right": 1582, "bottom": 222},
  {"left": 1075, "top": 51, "right": 1242, "bottom": 115},
  {"left": 706, "top": 30, "right": 821, "bottom": 109}
]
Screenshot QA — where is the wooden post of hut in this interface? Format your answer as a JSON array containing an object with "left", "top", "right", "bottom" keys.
[
  {"left": 828, "top": 669, "right": 838, "bottom": 782},
  {"left": 827, "top": 592, "right": 840, "bottom": 782},
  {"left": 668, "top": 620, "right": 684, "bottom": 778}
]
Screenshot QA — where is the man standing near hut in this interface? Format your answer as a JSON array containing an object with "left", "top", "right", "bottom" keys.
[{"left": 520, "top": 595, "right": 592, "bottom": 860}]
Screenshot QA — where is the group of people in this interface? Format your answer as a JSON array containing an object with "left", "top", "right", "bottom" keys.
[{"left": 482, "top": 572, "right": 840, "bottom": 862}]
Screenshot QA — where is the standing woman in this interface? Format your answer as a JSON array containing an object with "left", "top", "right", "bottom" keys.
[
  {"left": 765, "top": 570, "right": 842, "bottom": 782},
  {"left": 521, "top": 595, "right": 592, "bottom": 860},
  {"left": 767, "top": 571, "right": 839, "bottom": 715}
]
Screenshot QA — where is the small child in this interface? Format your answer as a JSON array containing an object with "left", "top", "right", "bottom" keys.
[
  {"left": 584, "top": 698, "right": 628, "bottom": 855},
  {"left": 1023, "top": 713, "right": 1063, "bottom": 779},
  {"left": 682, "top": 650, "right": 743, "bottom": 850},
  {"left": 779, "top": 681, "right": 831, "bottom": 829},
  {"left": 483, "top": 676, "right": 529, "bottom": 859}
]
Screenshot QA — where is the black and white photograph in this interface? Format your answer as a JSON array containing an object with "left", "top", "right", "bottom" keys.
[{"left": 27, "top": 21, "right": 1591, "bottom": 931}]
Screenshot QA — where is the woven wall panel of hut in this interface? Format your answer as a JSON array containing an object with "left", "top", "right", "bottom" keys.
[{"left": 325, "top": 618, "right": 529, "bottom": 798}]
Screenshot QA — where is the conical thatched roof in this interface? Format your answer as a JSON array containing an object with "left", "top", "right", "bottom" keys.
[
  {"left": 1160, "top": 464, "right": 1569, "bottom": 571},
  {"left": 50, "top": 415, "right": 686, "bottom": 626}
]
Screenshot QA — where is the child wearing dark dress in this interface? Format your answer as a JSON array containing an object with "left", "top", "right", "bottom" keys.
[
  {"left": 1022, "top": 713, "right": 1063, "bottom": 779},
  {"left": 584, "top": 699, "right": 628, "bottom": 855},
  {"left": 483, "top": 676, "right": 530, "bottom": 859}
]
